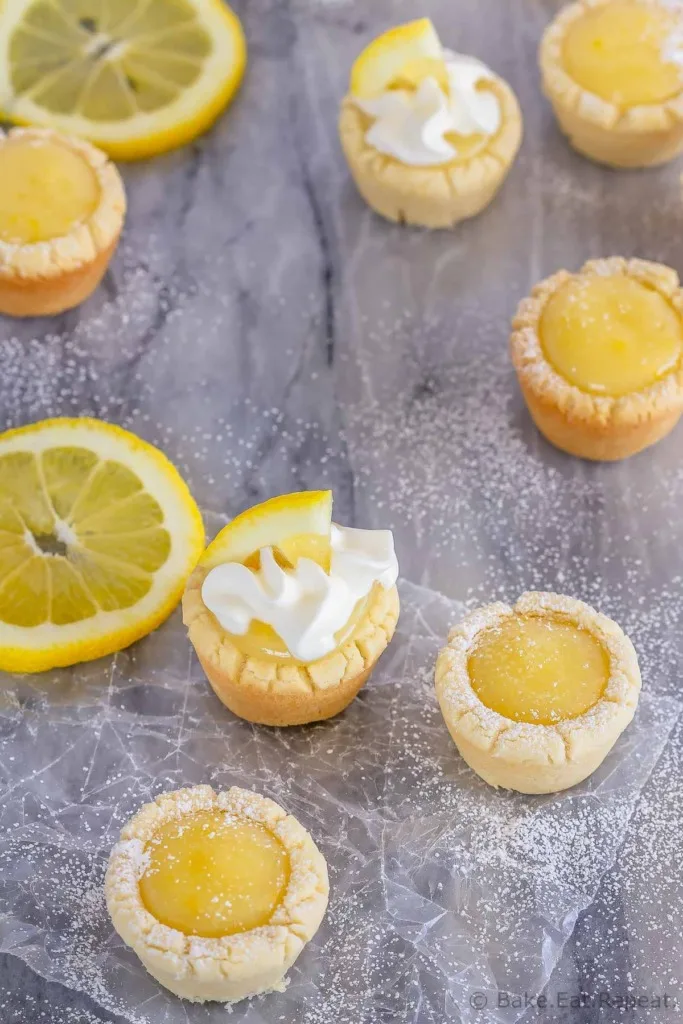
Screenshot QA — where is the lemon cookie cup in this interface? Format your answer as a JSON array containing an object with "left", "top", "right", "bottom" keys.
[
  {"left": 183, "top": 491, "right": 400, "bottom": 727},
  {"left": 105, "top": 785, "right": 329, "bottom": 1003},
  {"left": 339, "top": 81, "right": 522, "bottom": 229},
  {"left": 510, "top": 257, "right": 683, "bottom": 461},
  {"left": 339, "top": 18, "right": 523, "bottom": 228},
  {"left": 540, "top": 0, "right": 683, "bottom": 168},
  {"left": 0, "top": 128, "right": 125, "bottom": 316},
  {"left": 435, "top": 593, "right": 641, "bottom": 795},
  {"left": 184, "top": 571, "right": 399, "bottom": 726}
]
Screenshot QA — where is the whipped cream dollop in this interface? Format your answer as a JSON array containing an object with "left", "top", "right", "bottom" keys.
[
  {"left": 662, "top": 25, "right": 683, "bottom": 69},
  {"left": 201, "top": 524, "right": 399, "bottom": 663},
  {"left": 355, "top": 50, "right": 501, "bottom": 166}
]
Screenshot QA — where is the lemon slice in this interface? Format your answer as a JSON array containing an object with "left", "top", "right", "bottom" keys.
[
  {"left": 0, "top": 0, "right": 246, "bottom": 160},
  {"left": 200, "top": 491, "right": 333, "bottom": 572},
  {"left": 0, "top": 418, "right": 204, "bottom": 672},
  {"left": 350, "top": 18, "right": 446, "bottom": 99}
]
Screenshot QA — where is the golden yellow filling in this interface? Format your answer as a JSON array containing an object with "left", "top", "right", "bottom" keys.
[
  {"left": 468, "top": 614, "right": 609, "bottom": 725},
  {"left": 444, "top": 129, "right": 488, "bottom": 163},
  {"left": 139, "top": 810, "right": 290, "bottom": 939},
  {"left": 0, "top": 136, "right": 100, "bottom": 245},
  {"left": 563, "top": 2, "right": 683, "bottom": 107},
  {"left": 540, "top": 273, "right": 683, "bottom": 397}
]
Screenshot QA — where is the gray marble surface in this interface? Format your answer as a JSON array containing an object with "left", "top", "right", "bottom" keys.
[{"left": 1, "top": 0, "right": 683, "bottom": 1020}]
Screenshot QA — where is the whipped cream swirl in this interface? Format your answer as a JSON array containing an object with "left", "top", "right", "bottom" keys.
[
  {"left": 355, "top": 50, "right": 501, "bottom": 166},
  {"left": 662, "top": 25, "right": 683, "bottom": 69},
  {"left": 201, "top": 524, "right": 398, "bottom": 663}
]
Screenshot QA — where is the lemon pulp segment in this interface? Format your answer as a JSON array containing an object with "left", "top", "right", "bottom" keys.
[
  {"left": 468, "top": 614, "right": 609, "bottom": 725},
  {"left": 8, "top": 0, "right": 209, "bottom": 118},
  {"left": 540, "top": 273, "right": 683, "bottom": 397},
  {"left": 0, "top": 445, "right": 171, "bottom": 627},
  {"left": 139, "top": 810, "right": 289, "bottom": 938},
  {"left": 0, "top": 134, "right": 100, "bottom": 244},
  {"left": 444, "top": 128, "right": 488, "bottom": 163},
  {"left": 563, "top": 2, "right": 683, "bottom": 107}
]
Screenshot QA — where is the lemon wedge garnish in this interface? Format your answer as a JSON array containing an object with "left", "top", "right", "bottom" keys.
[
  {"left": 350, "top": 18, "right": 447, "bottom": 99},
  {"left": 0, "top": 417, "right": 204, "bottom": 672},
  {"left": 200, "top": 491, "right": 333, "bottom": 573},
  {"left": 0, "top": 0, "right": 246, "bottom": 160}
]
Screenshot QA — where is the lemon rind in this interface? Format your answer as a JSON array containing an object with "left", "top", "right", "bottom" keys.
[{"left": 199, "top": 490, "right": 333, "bottom": 570}]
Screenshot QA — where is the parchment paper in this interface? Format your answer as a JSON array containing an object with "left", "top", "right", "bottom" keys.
[{"left": 0, "top": 571, "right": 677, "bottom": 1024}]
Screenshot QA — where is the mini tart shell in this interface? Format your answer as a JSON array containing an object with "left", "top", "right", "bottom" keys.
[
  {"left": 540, "top": 0, "right": 683, "bottom": 168},
  {"left": 435, "top": 592, "right": 641, "bottom": 795},
  {"left": 183, "top": 568, "right": 400, "bottom": 727},
  {"left": 510, "top": 257, "right": 683, "bottom": 461},
  {"left": 0, "top": 128, "right": 126, "bottom": 317},
  {"left": 105, "top": 785, "right": 329, "bottom": 1003},
  {"left": 338, "top": 76, "right": 522, "bottom": 229}
]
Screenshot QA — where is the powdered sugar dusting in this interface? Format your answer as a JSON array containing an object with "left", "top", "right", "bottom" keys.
[
  {"left": 0, "top": 582, "right": 677, "bottom": 1023},
  {"left": 561, "top": 718, "right": 683, "bottom": 1019}
]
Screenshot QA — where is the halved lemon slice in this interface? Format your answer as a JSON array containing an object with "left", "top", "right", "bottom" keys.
[
  {"left": 350, "top": 18, "right": 446, "bottom": 99},
  {"left": 0, "top": 0, "right": 246, "bottom": 160},
  {"left": 0, "top": 417, "right": 204, "bottom": 672},
  {"left": 200, "top": 491, "right": 333, "bottom": 572}
]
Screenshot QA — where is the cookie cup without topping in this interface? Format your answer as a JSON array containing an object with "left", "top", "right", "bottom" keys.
[
  {"left": 0, "top": 128, "right": 126, "bottom": 317},
  {"left": 434, "top": 592, "right": 641, "bottom": 795},
  {"left": 510, "top": 257, "right": 683, "bottom": 461},
  {"left": 338, "top": 76, "right": 522, "bottom": 229},
  {"left": 540, "top": 0, "right": 683, "bottom": 168},
  {"left": 105, "top": 785, "right": 329, "bottom": 1003},
  {"left": 183, "top": 567, "right": 400, "bottom": 726}
]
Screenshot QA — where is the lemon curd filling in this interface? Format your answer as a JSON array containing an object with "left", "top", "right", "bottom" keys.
[
  {"left": 563, "top": 2, "right": 683, "bottom": 108},
  {"left": 540, "top": 274, "right": 683, "bottom": 398},
  {"left": 139, "top": 810, "right": 290, "bottom": 939},
  {"left": 468, "top": 614, "right": 609, "bottom": 725},
  {"left": 0, "top": 136, "right": 100, "bottom": 245},
  {"left": 443, "top": 129, "right": 488, "bottom": 163}
]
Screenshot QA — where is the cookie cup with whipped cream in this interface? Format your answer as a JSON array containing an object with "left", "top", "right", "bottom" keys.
[
  {"left": 182, "top": 491, "right": 400, "bottom": 726},
  {"left": 339, "top": 18, "right": 523, "bottom": 228}
]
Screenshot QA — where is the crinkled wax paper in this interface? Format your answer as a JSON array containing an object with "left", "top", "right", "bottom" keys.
[{"left": 0, "top": 577, "right": 678, "bottom": 1024}]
